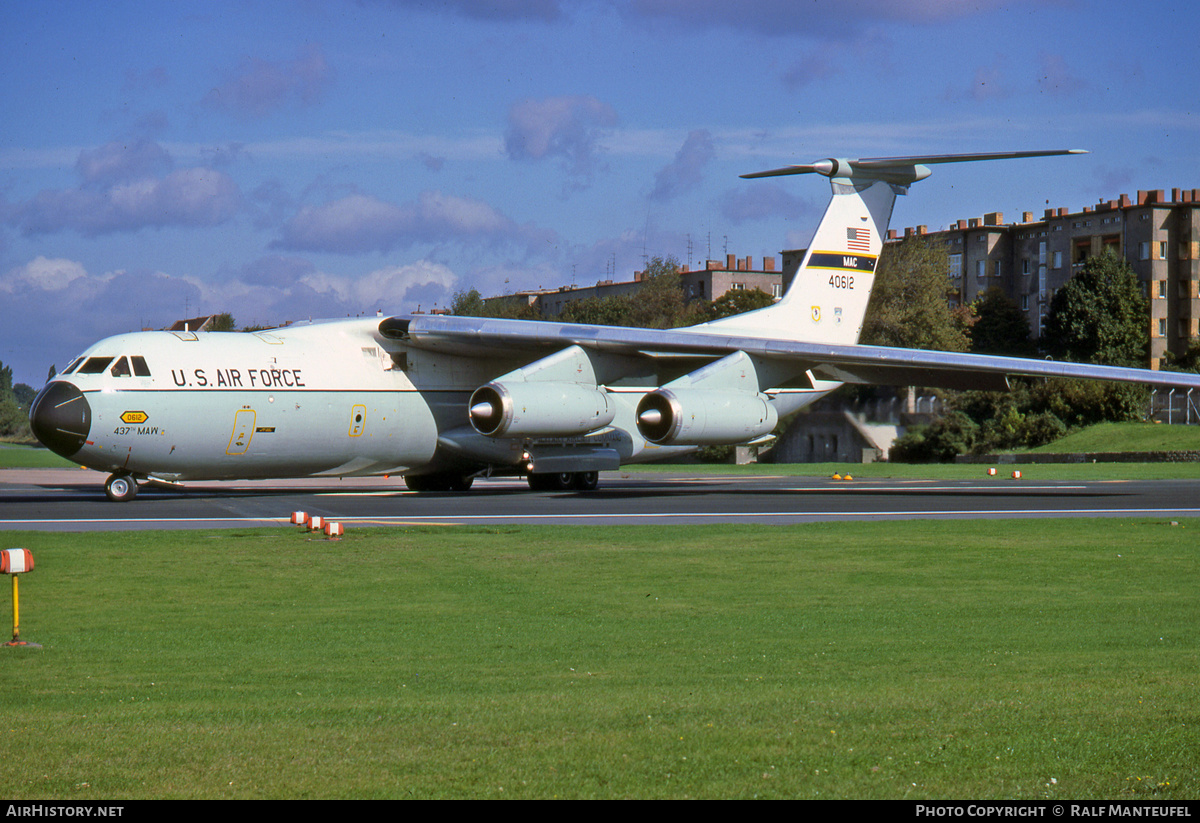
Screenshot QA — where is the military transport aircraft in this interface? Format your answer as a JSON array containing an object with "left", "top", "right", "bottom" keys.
[{"left": 29, "top": 150, "right": 1200, "bottom": 501}]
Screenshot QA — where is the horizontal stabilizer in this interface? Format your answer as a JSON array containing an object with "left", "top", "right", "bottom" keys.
[{"left": 741, "top": 150, "right": 1086, "bottom": 183}]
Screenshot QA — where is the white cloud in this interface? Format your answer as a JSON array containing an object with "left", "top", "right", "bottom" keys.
[
  {"left": 1, "top": 256, "right": 90, "bottom": 293},
  {"left": 8, "top": 140, "right": 242, "bottom": 237},
  {"left": 300, "top": 261, "right": 457, "bottom": 307},
  {"left": 201, "top": 44, "right": 334, "bottom": 119},
  {"left": 504, "top": 96, "right": 618, "bottom": 181},
  {"left": 273, "top": 190, "right": 555, "bottom": 255},
  {"left": 650, "top": 130, "right": 715, "bottom": 202}
]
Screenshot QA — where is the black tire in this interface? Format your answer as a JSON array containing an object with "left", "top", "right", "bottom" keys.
[
  {"left": 404, "top": 474, "right": 444, "bottom": 492},
  {"left": 573, "top": 471, "right": 600, "bottom": 491},
  {"left": 405, "top": 473, "right": 474, "bottom": 492},
  {"left": 105, "top": 473, "right": 138, "bottom": 502},
  {"left": 528, "top": 472, "right": 579, "bottom": 491}
]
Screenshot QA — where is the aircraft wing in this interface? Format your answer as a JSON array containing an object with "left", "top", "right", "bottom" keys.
[{"left": 380, "top": 314, "right": 1200, "bottom": 392}]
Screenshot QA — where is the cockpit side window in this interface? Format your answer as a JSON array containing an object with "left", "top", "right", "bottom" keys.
[
  {"left": 110, "top": 356, "right": 131, "bottom": 377},
  {"left": 131, "top": 356, "right": 151, "bottom": 376},
  {"left": 78, "top": 357, "right": 114, "bottom": 374}
]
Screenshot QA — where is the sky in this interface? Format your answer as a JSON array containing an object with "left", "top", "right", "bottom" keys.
[{"left": 2, "top": 0, "right": 1198, "bottom": 386}]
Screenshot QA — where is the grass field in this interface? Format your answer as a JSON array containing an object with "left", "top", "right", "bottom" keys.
[
  {"left": 1, "top": 521, "right": 1197, "bottom": 800},
  {"left": 1022, "top": 422, "right": 1200, "bottom": 454},
  {"left": 0, "top": 443, "right": 75, "bottom": 468}
]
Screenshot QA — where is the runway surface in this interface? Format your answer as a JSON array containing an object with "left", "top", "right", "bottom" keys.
[{"left": 3, "top": 467, "right": 1200, "bottom": 530}]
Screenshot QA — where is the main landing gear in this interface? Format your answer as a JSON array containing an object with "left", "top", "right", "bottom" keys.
[
  {"left": 403, "top": 470, "right": 601, "bottom": 493},
  {"left": 104, "top": 472, "right": 139, "bottom": 502},
  {"left": 526, "top": 471, "right": 599, "bottom": 492},
  {"left": 403, "top": 473, "right": 475, "bottom": 492}
]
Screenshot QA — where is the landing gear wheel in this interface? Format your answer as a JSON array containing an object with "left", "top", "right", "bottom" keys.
[
  {"left": 573, "top": 471, "right": 600, "bottom": 491},
  {"left": 105, "top": 473, "right": 138, "bottom": 502},
  {"left": 528, "top": 472, "right": 587, "bottom": 491},
  {"left": 404, "top": 473, "right": 474, "bottom": 492}
]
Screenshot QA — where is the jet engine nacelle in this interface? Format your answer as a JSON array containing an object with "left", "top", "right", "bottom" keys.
[
  {"left": 469, "top": 381, "right": 615, "bottom": 438},
  {"left": 635, "top": 388, "right": 778, "bottom": 446}
]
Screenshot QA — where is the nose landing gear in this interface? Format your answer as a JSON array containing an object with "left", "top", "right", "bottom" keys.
[{"left": 105, "top": 473, "right": 139, "bottom": 502}]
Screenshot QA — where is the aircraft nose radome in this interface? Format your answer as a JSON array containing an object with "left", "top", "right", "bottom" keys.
[{"left": 29, "top": 381, "right": 91, "bottom": 458}]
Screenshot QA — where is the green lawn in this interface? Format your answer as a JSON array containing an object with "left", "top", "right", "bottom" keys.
[
  {"left": 0, "top": 443, "right": 74, "bottom": 468},
  {"left": 1022, "top": 421, "right": 1200, "bottom": 454},
  {"left": 2, "top": 522, "right": 1196, "bottom": 799}
]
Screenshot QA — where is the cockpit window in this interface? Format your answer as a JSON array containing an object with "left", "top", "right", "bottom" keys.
[
  {"left": 78, "top": 357, "right": 114, "bottom": 374},
  {"left": 62, "top": 357, "right": 85, "bottom": 375},
  {"left": 111, "top": 356, "right": 131, "bottom": 377},
  {"left": 131, "top": 356, "right": 151, "bottom": 376}
]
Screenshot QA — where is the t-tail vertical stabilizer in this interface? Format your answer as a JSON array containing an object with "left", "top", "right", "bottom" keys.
[{"left": 700, "top": 150, "right": 1086, "bottom": 345}]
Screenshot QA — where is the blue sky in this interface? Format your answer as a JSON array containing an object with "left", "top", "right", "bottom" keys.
[{"left": 2, "top": 0, "right": 1197, "bottom": 386}]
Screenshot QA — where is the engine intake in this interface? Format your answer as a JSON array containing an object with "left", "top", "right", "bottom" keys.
[
  {"left": 469, "top": 381, "right": 614, "bottom": 438},
  {"left": 636, "top": 388, "right": 778, "bottom": 446}
]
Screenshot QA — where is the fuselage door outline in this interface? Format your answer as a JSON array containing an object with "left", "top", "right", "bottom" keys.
[
  {"left": 349, "top": 404, "right": 367, "bottom": 437},
  {"left": 227, "top": 409, "right": 256, "bottom": 455}
]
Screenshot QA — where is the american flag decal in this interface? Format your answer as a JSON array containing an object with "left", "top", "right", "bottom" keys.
[{"left": 847, "top": 227, "right": 871, "bottom": 253}]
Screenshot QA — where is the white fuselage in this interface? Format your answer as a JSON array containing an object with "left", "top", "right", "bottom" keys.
[{"left": 40, "top": 317, "right": 829, "bottom": 482}]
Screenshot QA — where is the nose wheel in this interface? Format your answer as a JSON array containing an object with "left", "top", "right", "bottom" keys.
[{"left": 105, "top": 473, "right": 139, "bottom": 502}]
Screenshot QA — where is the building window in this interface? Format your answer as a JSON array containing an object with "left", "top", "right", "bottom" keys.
[
  {"left": 976, "top": 261, "right": 986, "bottom": 279},
  {"left": 1053, "top": 251, "right": 1064, "bottom": 269},
  {"left": 1140, "top": 242, "right": 1150, "bottom": 260},
  {"left": 1157, "top": 280, "right": 1167, "bottom": 299},
  {"left": 1158, "top": 318, "right": 1167, "bottom": 338}
]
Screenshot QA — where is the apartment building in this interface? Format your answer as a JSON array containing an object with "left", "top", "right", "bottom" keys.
[
  {"left": 888, "top": 188, "right": 1200, "bottom": 369},
  {"left": 484, "top": 254, "right": 783, "bottom": 317}
]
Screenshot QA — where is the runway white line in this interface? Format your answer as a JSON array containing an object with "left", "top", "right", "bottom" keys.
[{"left": 5, "top": 507, "right": 1200, "bottom": 529}]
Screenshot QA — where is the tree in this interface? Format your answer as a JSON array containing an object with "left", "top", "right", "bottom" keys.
[
  {"left": 860, "top": 238, "right": 970, "bottom": 352},
  {"left": 450, "top": 288, "right": 487, "bottom": 316},
  {"left": 971, "top": 287, "right": 1035, "bottom": 357},
  {"left": 450, "top": 288, "right": 540, "bottom": 319},
  {"left": 625, "top": 257, "right": 707, "bottom": 329},
  {"left": 558, "top": 294, "right": 634, "bottom": 326},
  {"left": 1041, "top": 251, "right": 1148, "bottom": 367},
  {"left": 0, "top": 359, "right": 33, "bottom": 441},
  {"left": 210, "top": 312, "right": 237, "bottom": 331},
  {"left": 707, "top": 287, "right": 776, "bottom": 321},
  {"left": 1036, "top": 251, "right": 1150, "bottom": 427},
  {"left": 889, "top": 411, "right": 980, "bottom": 462},
  {"left": 1160, "top": 341, "right": 1200, "bottom": 374}
]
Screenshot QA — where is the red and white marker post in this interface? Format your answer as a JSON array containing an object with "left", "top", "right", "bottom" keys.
[{"left": 2, "top": 549, "right": 38, "bottom": 648}]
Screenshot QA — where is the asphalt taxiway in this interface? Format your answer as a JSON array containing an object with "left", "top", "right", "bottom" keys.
[{"left": 3, "top": 468, "right": 1200, "bottom": 531}]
